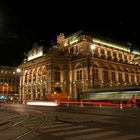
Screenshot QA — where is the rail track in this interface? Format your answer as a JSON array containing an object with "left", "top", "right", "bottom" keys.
[{"left": 0, "top": 106, "right": 49, "bottom": 140}]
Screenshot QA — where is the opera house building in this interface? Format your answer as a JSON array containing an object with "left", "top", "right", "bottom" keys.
[{"left": 18, "top": 31, "right": 140, "bottom": 101}]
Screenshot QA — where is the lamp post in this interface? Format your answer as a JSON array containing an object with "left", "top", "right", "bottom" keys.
[
  {"left": 5, "top": 83, "right": 9, "bottom": 96},
  {"left": 16, "top": 68, "right": 24, "bottom": 104}
]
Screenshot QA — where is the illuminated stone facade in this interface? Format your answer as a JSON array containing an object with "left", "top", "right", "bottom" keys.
[
  {"left": 19, "top": 31, "right": 140, "bottom": 101},
  {"left": 0, "top": 66, "right": 20, "bottom": 98}
]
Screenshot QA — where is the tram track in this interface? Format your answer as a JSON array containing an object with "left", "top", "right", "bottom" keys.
[{"left": 0, "top": 108, "right": 49, "bottom": 140}]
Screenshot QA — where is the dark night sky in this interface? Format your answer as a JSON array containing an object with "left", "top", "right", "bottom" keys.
[{"left": 0, "top": 0, "right": 139, "bottom": 66}]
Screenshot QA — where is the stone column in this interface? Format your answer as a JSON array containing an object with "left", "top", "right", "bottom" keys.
[{"left": 98, "top": 47, "right": 101, "bottom": 57}]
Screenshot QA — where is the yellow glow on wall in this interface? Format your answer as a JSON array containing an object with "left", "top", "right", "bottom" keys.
[
  {"left": 92, "top": 38, "right": 140, "bottom": 55},
  {"left": 70, "top": 39, "right": 78, "bottom": 45},
  {"left": 27, "top": 46, "right": 43, "bottom": 61}
]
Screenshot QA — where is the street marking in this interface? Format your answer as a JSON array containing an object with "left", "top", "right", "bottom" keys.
[
  {"left": 41, "top": 125, "right": 86, "bottom": 132},
  {"left": 52, "top": 128, "right": 102, "bottom": 136},
  {"left": 106, "top": 134, "right": 140, "bottom": 140},
  {"left": 66, "top": 131, "right": 119, "bottom": 140},
  {"left": 41, "top": 123, "right": 72, "bottom": 129}
]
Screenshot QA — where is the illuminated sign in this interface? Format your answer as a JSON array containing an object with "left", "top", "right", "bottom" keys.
[{"left": 27, "top": 46, "right": 43, "bottom": 61}]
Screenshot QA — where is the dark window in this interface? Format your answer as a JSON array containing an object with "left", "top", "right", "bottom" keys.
[
  {"left": 54, "top": 71, "right": 60, "bottom": 81},
  {"left": 77, "top": 70, "right": 82, "bottom": 81},
  {"left": 124, "top": 55, "right": 127, "bottom": 61},
  {"left": 137, "top": 75, "right": 140, "bottom": 83},
  {"left": 118, "top": 73, "right": 122, "bottom": 82},
  {"left": 111, "top": 72, "right": 116, "bottom": 81},
  {"left": 94, "top": 69, "right": 98, "bottom": 80},
  {"left": 131, "top": 75, "right": 134, "bottom": 82},
  {"left": 107, "top": 50, "right": 111, "bottom": 57},
  {"left": 125, "top": 73, "right": 129, "bottom": 82},
  {"left": 113, "top": 52, "right": 117, "bottom": 57},
  {"left": 118, "top": 53, "right": 122, "bottom": 59},
  {"left": 103, "top": 70, "right": 109, "bottom": 81},
  {"left": 101, "top": 49, "right": 105, "bottom": 55}
]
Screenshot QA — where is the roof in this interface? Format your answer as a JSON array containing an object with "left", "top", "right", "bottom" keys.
[{"left": 65, "top": 30, "right": 140, "bottom": 55}]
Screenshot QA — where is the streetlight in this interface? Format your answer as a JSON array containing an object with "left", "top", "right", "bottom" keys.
[
  {"left": 90, "top": 44, "right": 96, "bottom": 51},
  {"left": 16, "top": 68, "right": 21, "bottom": 73},
  {"left": 16, "top": 68, "right": 24, "bottom": 103}
]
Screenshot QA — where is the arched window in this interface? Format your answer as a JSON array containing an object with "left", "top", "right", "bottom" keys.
[
  {"left": 33, "top": 69, "right": 37, "bottom": 82},
  {"left": 76, "top": 70, "right": 82, "bottom": 81},
  {"left": 25, "top": 72, "right": 27, "bottom": 83},
  {"left": 28, "top": 71, "right": 32, "bottom": 83},
  {"left": 37, "top": 68, "right": 42, "bottom": 81},
  {"left": 42, "top": 67, "right": 47, "bottom": 81}
]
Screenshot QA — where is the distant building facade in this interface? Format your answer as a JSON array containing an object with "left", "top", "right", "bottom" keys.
[
  {"left": 19, "top": 31, "right": 140, "bottom": 101},
  {"left": 0, "top": 66, "right": 20, "bottom": 99}
]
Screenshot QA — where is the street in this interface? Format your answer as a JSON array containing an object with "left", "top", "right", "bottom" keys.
[{"left": 0, "top": 103, "right": 140, "bottom": 140}]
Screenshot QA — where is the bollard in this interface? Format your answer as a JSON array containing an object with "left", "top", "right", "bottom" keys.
[
  {"left": 99, "top": 103, "right": 102, "bottom": 108},
  {"left": 67, "top": 102, "right": 69, "bottom": 107},
  {"left": 80, "top": 100, "right": 84, "bottom": 107},
  {"left": 55, "top": 100, "right": 58, "bottom": 104},
  {"left": 119, "top": 103, "right": 123, "bottom": 110}
]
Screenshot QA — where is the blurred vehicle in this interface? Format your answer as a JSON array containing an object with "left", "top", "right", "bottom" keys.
[
  {"left": 0, "top": 94, "right": 7, "bottom": 103},
  {"left": 80, "top": 86, "right": 140, "bottom": 106}
]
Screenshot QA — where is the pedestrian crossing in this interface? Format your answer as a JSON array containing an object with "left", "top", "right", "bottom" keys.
[{"left": 39, "top": 122, "right": 140, "bottom": 140}]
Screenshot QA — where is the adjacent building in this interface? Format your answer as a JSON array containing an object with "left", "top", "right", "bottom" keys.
[
  {"left": 19, "top": 30, "right": 140, "bottom": 102},
  {"left": 0, "top": 66, "right": 20, "bottom": 100}
]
